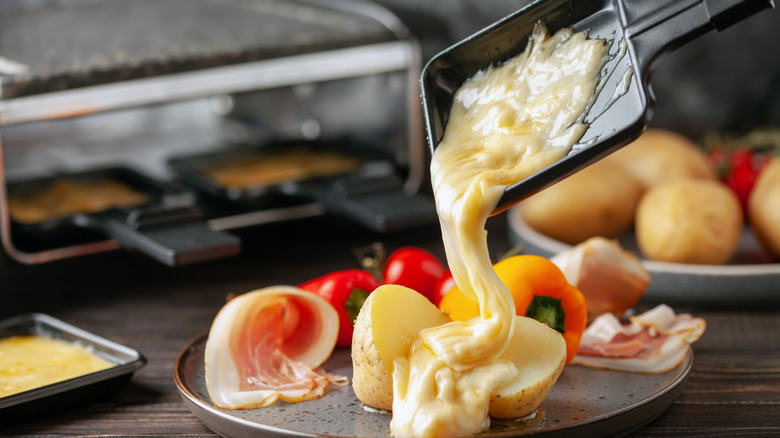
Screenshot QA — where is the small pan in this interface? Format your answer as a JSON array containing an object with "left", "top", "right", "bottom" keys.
[
  {"left": 168, "top": 139, "right": 438, "bottom": 232},
  {"left": 167, "top": 139, "right": 398, "bottom": 206},
  {"left": 421, "top": 0, "right": 773, "bottom": 214},
  {"left": 0, "top": 313, "right": 146, "bottom": 426},
  {"left": 6, "top": 167, "right": 239, "bottom": 266}
]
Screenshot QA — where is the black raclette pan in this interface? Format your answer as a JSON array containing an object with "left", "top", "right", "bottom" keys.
[
  {"left": 168, "top": 139, "right": 438, "bottom": 232},
  {"left": 0, "top": 313, "right": 146, "bottom": 426},
  {"left": 167, "top": 139, "right": 399, "bottom": 205},
  {"left": 6, "top": 167, "right": 239, "bottom": 266},
  {"left": 421, "top": 0, "right": 774, "bottom": 214}
]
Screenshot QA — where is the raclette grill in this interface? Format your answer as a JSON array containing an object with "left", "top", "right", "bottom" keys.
[{"left": 0, "top": 0, "right": 434, "bottom": 265}]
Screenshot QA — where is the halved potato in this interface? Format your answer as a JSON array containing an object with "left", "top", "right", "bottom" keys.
[
  {"left": 489, "top": 316, "right": 567, "bottom": 419},
  {"left": 352, "top": 284, "right": 567, "bottom": 419},
  {"left": 351, "top": 284, "right": 451, "bottom": 411}
]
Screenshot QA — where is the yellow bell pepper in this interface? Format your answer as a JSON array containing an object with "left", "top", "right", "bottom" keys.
[{"left": 439, "top": 255, "right": 587, "bottom": 364}]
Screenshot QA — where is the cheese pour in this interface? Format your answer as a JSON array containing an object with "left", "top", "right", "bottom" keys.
[{"left": 390, "top": 24, "right": 610, "bottom": 437}]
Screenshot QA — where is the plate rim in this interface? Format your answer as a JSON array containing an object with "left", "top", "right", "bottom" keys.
[{"left": 174, "top": 332, "right": 693, "bottom": 438}]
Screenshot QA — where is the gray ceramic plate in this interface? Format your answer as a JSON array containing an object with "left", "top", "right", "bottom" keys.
[
  {"left": 175, "top": 332, "right": 692, "bottom": 438},
  {"left": 506, "top": 205, "right": 780, "bottom": 307}
]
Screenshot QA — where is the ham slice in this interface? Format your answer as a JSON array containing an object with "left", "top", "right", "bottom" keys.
[
  {"left": 551, "top": 237, "right": 650, "bottom": 321},
  {"left": 572, "top": 304, "right": 705, "bottom": 373},
  {"left": 205, "top": 286, "right": 347, "bottom": 409}
]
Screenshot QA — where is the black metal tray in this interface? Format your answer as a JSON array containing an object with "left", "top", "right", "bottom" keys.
[
  {"left": 421, "top": 0, "right": 772, "bottom": 214},
  {"left": 6, "top": 167, "right": 240, "bottom": 266},
  {"left": 0, "top": 313, "right": 146, "bottom": 426},
  {"left": 7, "top": 166, "right": 175, "bottom": 223},
  {"left": 168, "top": 139, "right": 437, "bottom": 232},
  {"left": 167, "top": 139, "right": 397, "bottom": 205}
]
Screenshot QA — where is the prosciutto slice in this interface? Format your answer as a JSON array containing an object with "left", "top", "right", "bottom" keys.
[
  {"left": 551, "top": 237, "right": 650, "bottom": 321},
  {"left": 572, "top": 304, "right": 705, "bottom": 373},
  {"left": 205, "top": 286, "right": 347, "bottom": 409}
]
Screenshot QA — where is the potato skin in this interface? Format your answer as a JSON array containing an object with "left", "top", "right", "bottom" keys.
[
  {"left": 351, "top": 293, "right": 393, "bottom": 411},
  {"left": 636, "top": 179, "right": 743, "bottom": 264},
  {"left": 748, "top": 158, "right": 780, "bottom": 258},
  {"left": 521, "top": 159, "right": 644, "bottom": 245}
]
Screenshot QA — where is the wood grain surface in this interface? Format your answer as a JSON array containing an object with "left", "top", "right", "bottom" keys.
[{"left": 1, "top": 215, "right": 778, "bottom": 437}]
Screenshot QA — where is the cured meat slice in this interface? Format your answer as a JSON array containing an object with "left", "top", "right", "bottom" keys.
[
  {"left": 205, "top": 286, "right": 346, "bottom": 409},
  {"left": 572, "top": 304, "right": 705, "bottom": 373}
]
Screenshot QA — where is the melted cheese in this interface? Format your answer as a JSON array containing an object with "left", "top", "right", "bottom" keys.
[
  {"left": 0, "top": 335, "right": 114, "bottom": 398},
  {"left": 8, "top": 179, "right": 149, "bottom": 224},
  {"left": 390, "top": 25, "right": 609, "bottom": 437},
  {"left": 202, "top": 149, "right": 362, "bottom": 189}
]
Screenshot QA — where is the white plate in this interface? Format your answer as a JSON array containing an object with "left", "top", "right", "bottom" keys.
[
  {"left": 507, "top": 205, "right": 780, "bottom": 306},
  {"left": 175, "top": 332, "right": 692, "bottom": 438}
]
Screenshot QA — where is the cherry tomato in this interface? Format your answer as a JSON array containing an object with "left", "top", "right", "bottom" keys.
[
  {"left": 433, "top": 270, "right": 455, "bottom": 307},
  {"left": 723, "top": 148, "right": 771, "bottom": 213},
  {"left": 383, "top": 247, "right": 446, "bottom": 304}
]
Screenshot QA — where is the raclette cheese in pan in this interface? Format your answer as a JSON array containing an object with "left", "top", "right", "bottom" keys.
[
  {"left": 200, "top": 149, "right": 362, "bottom": 189},
  {"left": 8, "top": 179, "right": 149, "bottom": 224},
  {"left": 0, "top": 335, "right": 115, "bottom": 398}
]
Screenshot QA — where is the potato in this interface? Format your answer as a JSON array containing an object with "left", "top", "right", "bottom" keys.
[
  {"left": 352, "top": 285, "right": 566, "bottom": 419},
  {"left": 605, "top": 128, "right": 716, "bottom": 188},
  {"left": 636, "top": 179, "right": 743, "bottom": 264},
  {"left": 489, "top": 316, "right": 566, "bottom": 419},
  {"left": 521, "top": 159, "right": 644, "bottom": 245},
  {"left": 748, "top": 158, "right": 780, "bottom": 258},
  {"left": 351, "top": 284, "right": 450, "bottom": 411}
]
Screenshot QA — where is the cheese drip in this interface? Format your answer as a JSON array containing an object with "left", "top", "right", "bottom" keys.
[{"left": 391, "top": 25, "right": 609, "bottom": 437}]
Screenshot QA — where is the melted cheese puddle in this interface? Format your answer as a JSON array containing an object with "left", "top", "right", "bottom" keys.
[
  {"left": 391, "top": 25, "right": 609, "bottom": 437},
  {"left": 0, "top": 335, "right": 114, "bottom": 398}
]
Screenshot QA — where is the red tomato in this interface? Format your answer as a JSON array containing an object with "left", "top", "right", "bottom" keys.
[
  {"left": 383, "top": 247, "right": 446, "bottom": 303},
  {"left": 433, "top": 270, "right": 455, "bottom": 307},
  {"left": 724, "top": 148, "right": 770, "bottom": 213}
]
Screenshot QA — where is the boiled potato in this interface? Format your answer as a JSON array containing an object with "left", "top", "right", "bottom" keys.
[
  {"left": 748, "top": 158, "right": 780, "bottom": 258},
  {"left": 352, "top": 285, "right": 566, "bottom": 418},
  {"left": 606, "top": 128, "right": 716, "bottom": 188},
  {"left": 636, "top": 179, "right": 743, "bottom": 264},
  {"left": 351, "top": 284, "right": 450, "bottom": 411},
  {"left": 489, "top": 316, "right": 566, "bottom": 419},
  {"left": 521, "top": 159, "right": 644, "bottom": 245}
]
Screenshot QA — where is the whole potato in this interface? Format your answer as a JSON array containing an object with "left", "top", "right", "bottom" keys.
[
  {"left": 606, "top": 129, "right": 716, "bottom": 188},
  {"left": 636, "top": 179, "right": 743, "bottom": 264},
  {"left": 748, "top": 158, "right": 780, "bottom": 258},
  {"left": 521, "top": 159, "right": 644, "bottom": 245}
]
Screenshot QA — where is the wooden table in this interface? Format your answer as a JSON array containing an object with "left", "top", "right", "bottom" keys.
[{"left": 2, "top": 214, "right": 779, "bottom": 437}]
